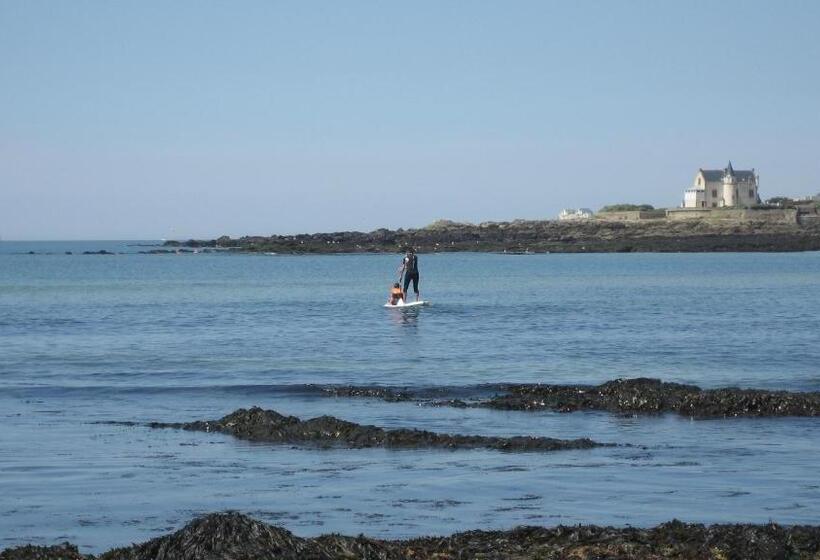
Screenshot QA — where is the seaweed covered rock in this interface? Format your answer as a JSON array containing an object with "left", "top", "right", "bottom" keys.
[
  {"left": 399, "top": 520, "right": 820, "bottom": 559},
  {"left": 480, "top": 378, "right": 820, "bottom": 418},
  {"left": 148, "top": 407, "right": 607, "bottom": 452},
  {"left": 0, "top": 543, "right": 89, "bottom": 560},
  {"left": 319, "top": 378, "right": 820, "bottom": 418},
  {"left": 99, "top": 512, "right": 398, "bottom": 560},
  {"left": 100, "top": 512, "right": 327, "bottom": 560},
  {"left": 678, "top": 387, "right": 820, "bottom": 417},
  {"left": 6, "top": 513, "right": 820, "bottom": 559},
  {"left": 321, "top": 386, "right": 413, "bottom": 402}
]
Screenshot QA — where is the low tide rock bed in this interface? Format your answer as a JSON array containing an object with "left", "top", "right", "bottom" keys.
[
  {"left": 324, "top": 378, "right": 820, "bottom": 418},
  {"left": 3, "top": 512, "right": 820, "bottom": 560},
  {"left": 143, "top": 406, "right": 609, "bottom": 452},
  {"left": 475, "top": 378, "right": 820, "bottom": 417}
]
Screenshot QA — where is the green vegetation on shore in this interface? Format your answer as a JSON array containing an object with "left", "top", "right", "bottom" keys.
[{"left": 599, "top": 203, "right": 655, "bottom": 212}]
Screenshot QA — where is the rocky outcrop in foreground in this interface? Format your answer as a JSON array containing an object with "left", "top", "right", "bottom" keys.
[
  {"left": 166, "top": 218, "right": 820, "bottom": 253},
  {"left": 147, "top": 406, "right": 607, "bottom": 452},
  {"left": 324, "top": 378, "right": 820, "bottom": 418},
  {"left": 3, "top": 512, "right": 820, "bottom": 560}
]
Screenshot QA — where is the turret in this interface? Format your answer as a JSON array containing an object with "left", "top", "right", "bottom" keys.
[{"left": 722, "top": 161, "right": 737, "bottom": 206}]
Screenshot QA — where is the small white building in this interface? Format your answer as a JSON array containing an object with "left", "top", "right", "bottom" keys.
[
  {"left": 559, "top": 208, "right": 594, "bottom": 221},
  {"left": 683, "top": 162, "right": 760, "bottom": 208}
]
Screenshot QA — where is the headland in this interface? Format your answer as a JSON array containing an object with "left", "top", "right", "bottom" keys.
[{"left": 166, "top": 216, "right": 820, "bottom": 254}]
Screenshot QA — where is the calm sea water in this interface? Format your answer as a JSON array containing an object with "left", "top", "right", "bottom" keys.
[{"left": 1, "top": 241, "right": 819, "bottom": 552}]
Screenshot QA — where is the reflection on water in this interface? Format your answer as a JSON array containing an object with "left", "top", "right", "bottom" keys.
[{"left": 386, "top": 306, "right": 423, "bottom": 328}]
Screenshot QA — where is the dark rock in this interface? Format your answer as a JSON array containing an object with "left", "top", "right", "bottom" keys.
[
  {"left": 100, "top": 512, "right": 398, "bottom": 560},
  {"left": 163, "top": 219, "right": 820, "bottom": 254},
  {"left": 430, "top": 398, "right": 470, "bottom": 408},
  {"left": 99, "top": 512, "right": 325, "bottom": 560},
  {"left": 5, "top": 512, "right": 820, "bottom": 559},
  {"left": 139, "top": 249, "right": 194, "bottom": 254},
  {"left": 321, "top": 386, "right": 413, "bottom": 402},
  {"left": 399, "top": 519, "right": 820, "bottom": 559},
  {"left": 82, "top": 250, "right": 114, "bottom": 255},
  {"left": 481, "top": 378, "right": 820, "bottom": 418},
  {"left": 147, "top": 406, "right": 608, "bottom": 452},
  {"left": 0, "top": 543, "right": 88, "bottom": 560},
  {"left": 322, "top": 378, "right": 820, "bottom": 418}
]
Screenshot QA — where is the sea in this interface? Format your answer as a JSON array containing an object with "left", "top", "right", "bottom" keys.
[{"left": 1, "top": 241, "right": 819, "bottom": 553}]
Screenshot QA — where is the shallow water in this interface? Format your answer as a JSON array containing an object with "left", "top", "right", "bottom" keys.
[{"left": 1, "top": 242, "right": 819, "bottom": 552}]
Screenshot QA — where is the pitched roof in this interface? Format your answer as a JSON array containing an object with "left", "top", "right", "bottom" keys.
[{"left": 700, "top": 169, "right": 755, "bottom": 182}]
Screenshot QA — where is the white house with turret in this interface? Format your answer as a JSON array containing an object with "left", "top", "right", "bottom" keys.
[{"left": 683, "top": 162, "right": 760, "bottom": 208}]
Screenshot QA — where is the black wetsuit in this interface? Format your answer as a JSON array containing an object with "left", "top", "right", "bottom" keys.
[{"left": 403, "top": 254, "right": 419, "bottom": 295}]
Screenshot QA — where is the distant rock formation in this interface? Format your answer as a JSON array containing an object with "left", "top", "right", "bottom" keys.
[{"left": 165, "top": 218, "right": 820, "bottom": 254}]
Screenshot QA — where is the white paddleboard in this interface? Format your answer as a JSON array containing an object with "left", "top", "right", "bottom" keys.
[{"left": 384, "top": 300, "right": 429, "bottom": 308}]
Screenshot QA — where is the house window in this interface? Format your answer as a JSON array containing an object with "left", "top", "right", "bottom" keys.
[
  {"left": 697, "top": 177, "right": 702, "bottom": 186},
  {"left": 749, "top": 189, "right": 754, "bottom": 198},
  {"left": 711, "top": 202, "right": 717, "bottom": 208},
  {"left": 711, "top": 189, "right": 717, "bottom": 197}
]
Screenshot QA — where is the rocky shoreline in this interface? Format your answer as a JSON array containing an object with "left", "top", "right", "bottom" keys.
[
  {"left": 3, "top": 511, "right": 819, "bottom": 559},
  {"left": 323, "top": 378, "right": 820, "bottom": 418},
  {"left": 139, "top": 406, "right": 609, "bottom": 452},
  {"left": 166, "top": 219, "right": 820, "bottom": 253}
]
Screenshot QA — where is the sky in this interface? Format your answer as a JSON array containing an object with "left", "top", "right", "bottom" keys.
[{"left": 1, "top": 1, "right": 819, "bottom": 240}]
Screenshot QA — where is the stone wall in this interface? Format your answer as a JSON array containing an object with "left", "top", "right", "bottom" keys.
[
  {"left": 798, "top": 205, "right": 820, "bottom": 225},
  {"left": 595, "top": 210, "right": 667, "bottom": 221},
  {"left": 665, "top": 208, "right": 798, "bottom": 223}
]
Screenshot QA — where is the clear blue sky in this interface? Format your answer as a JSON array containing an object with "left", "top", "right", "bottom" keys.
[{"left": 2, "top": 1, "right": 819, "bottom": 239}]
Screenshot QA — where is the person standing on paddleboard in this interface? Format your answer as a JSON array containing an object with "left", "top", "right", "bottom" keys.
[{"left": 399, "top": 247, "right": 420, "bottom": 302}]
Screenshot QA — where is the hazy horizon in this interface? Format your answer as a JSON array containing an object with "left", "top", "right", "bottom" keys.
[{"left": 2, "top": 1, "right": 819, "bottom": 240}]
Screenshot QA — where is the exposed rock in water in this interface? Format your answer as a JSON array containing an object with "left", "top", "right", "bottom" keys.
[
  {"left": 317, "top": 378, "right": 820, "bottom": 418},
  {"left": 98, "top": 512, "right": 350, "bottom": 560},
  {"left": 4, "top": 512, "right": 820, "bottom": 559},
  {"left": 321, "top": 385, "right": 414, "bottom": 402},
  {"left": 138, "top": 248, "right": 195, "bottom": 254},
  {"left": 479, "top": 378, "right": 820, "bottom": 417},
  {"left": 147, "top": 406, "right": 607, "bottom": 452},
  {"left": 0, "top": 543, "right": 88, "bottom": 560}
]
